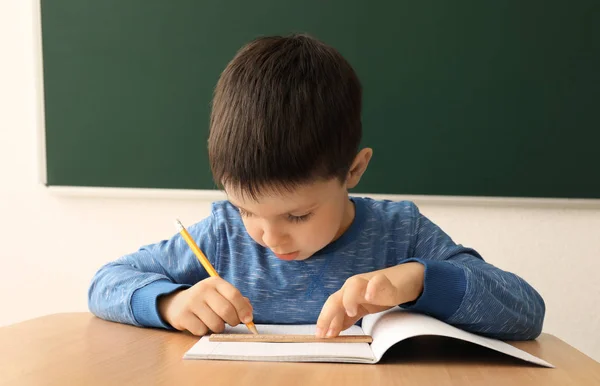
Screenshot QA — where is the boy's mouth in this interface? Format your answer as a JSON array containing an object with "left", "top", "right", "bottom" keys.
[{"left": 273, "top": 251, "right": 300, "bottom": 261}]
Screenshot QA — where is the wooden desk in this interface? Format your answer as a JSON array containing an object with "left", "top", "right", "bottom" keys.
[{"left": 1, "top": 313, "right": 598, "bottom": 385}]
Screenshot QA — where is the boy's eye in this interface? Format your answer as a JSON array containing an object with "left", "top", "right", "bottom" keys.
[
  {"left": 238, "top": 208, "right": 252, "bottom": 217},
  {"left": 237, "top": 207, "right": 312, "bottom": 223},
  {"left": 287, "top": 213, "right": 313, "bottom": 223}
]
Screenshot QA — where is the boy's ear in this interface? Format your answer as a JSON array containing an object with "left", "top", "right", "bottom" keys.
[{"left": 346, "top": 148, "right": 373, "bottom": 189}]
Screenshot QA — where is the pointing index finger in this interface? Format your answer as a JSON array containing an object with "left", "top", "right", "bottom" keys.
[
  {"left": 215, "top": 280, "right": 254, "bottom": 324},
  {"left": 316, "top": 293, "right": 343, "bottom": 338}
]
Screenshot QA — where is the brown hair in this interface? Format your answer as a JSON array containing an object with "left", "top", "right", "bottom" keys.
[{"left": 208, "top": 34, "right": 362, "bottom": 199}]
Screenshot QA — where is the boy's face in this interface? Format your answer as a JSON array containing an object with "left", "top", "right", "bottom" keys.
[{"left": 226, "top": 178, "right": 355, "bottom": 261}]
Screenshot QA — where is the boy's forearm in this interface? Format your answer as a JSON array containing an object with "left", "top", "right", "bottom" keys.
[
  {"left": 88, "top": 255, "right": 190, "bottom": 328},
  {"left": 89, "top": 262, "right": 159, "bottom": 325},
  {"left": 89, "top": 218, "right": 215, "bottom": 328},
  {"left": 453, "top": 255, "right": 545, "bottom": 340},
  {"left": 131, "top": 280, "right": 189, "bottom": 328},
  {"left": 398, "top": 255, "right": 545, "bottom": 340},
  {"left": 409, "top": 210, "right": 545, "bottom": 340}
]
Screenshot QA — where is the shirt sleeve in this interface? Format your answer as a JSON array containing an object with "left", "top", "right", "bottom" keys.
[
  {"left": 87, "top": 215, "right": 218, "bottom": 329},
  {"left": 399, "top": 204, "right": 546, "bottom": 340}
]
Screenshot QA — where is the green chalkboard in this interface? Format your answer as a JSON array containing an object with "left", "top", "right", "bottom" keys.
[{"left": 41, "top": 1, "right": 600, "bottom": 198}]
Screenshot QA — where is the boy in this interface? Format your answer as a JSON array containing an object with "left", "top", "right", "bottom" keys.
[{"left": 88, "top": 34, "right": 545, "bottom": 341}]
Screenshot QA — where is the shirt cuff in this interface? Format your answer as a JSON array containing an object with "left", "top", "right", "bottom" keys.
[
  {"left": 131, "top": 280, "right": 190, "bottom": 329},
  {"left": 399, "top": 258, "right": 467, "bottom": 320}
]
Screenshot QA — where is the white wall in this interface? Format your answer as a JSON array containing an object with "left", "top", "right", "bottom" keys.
[{"left": 1, "top": 0, "right": 599, "bottom": 362}]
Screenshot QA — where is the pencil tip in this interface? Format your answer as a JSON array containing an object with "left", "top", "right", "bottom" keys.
[{"left": 248, "top": 323, "right": 259, "bottom": 335}]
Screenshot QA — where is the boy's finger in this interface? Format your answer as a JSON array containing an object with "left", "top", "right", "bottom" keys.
[
  {"left": 342, "top": 307, "right": 368, "bottom": 331},
  {"left": 180, "top": 312, "right": 209, "bottom": 336},
  {"left": 365, "top": 274, "right": 400, "bottom": 306},
  {"left": 215, "top": 280, "right": 254, "bottom": 324},
  {"left": 341, "top": 276, "right": 369, "bottom": 317},
  {"left": 190, "top": 300, "right": 226, "bottom": 333},
  {"left": 204, "top": 290, "right": 241, "bottom": 327},
  {"left": 325, "top": 311, "right": 345, "bottom": 338},
  {"left": 315, "top": 293, "right": 342, "bottom": 338}
]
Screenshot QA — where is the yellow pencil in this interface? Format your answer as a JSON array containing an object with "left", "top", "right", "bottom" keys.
[{"left": 174, "top": 219, "right": 259, "bottom": 335}]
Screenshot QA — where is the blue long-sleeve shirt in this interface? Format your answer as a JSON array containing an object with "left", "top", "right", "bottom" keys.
[{"left": 88, "top": 197, "right": 545, "bottom": 340}]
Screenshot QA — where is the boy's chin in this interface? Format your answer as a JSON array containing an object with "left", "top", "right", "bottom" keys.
[{"left": 294, "top": 254, "right": 313, "bottom": 261}]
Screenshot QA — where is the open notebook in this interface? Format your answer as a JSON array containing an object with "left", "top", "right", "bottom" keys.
[{"left": 183, "top": 307, "right": 553, "bottom": 367}]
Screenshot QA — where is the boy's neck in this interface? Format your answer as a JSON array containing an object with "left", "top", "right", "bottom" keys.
[{"left": 331, "top": 196, "right": 356, "bottom": 243}]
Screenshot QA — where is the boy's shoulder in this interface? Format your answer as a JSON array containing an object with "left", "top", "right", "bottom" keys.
[
  {"left": 353, "top": 196, "right": 421, "bottom": 222},
  {"left": 183, "top": 200, "right": 253, "bottom": 255},
  {"left": 209, "top": 199, "right": 241, "bottom": 218},
  {"left": 184, "top": 200, "right": 243, "bottom": 238},
  {"left": 204, "top": 200, "right": 246, "bottom": 233}
]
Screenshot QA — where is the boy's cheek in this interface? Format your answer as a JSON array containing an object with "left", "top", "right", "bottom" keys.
[
  {"left": 304, "top": 226, "right": 336, "bottom": 253},
  {"left": 315, "top": 214, "right": 341, "bottom": 240},
  {"left": 243, "top": 222, "right": 265, "bottom": 247}
]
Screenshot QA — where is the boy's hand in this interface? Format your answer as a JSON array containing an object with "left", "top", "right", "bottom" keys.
[
  {"left": 316, "top": 262, "right": 425, "bottom": 338},
  {"left": 158, "top": 277, "right": 254, "bottom": 336}
]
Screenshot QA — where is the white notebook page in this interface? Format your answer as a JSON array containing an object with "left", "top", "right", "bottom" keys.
[{"left": 361, "top": 308, "right": 553, "bottom": 367}]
